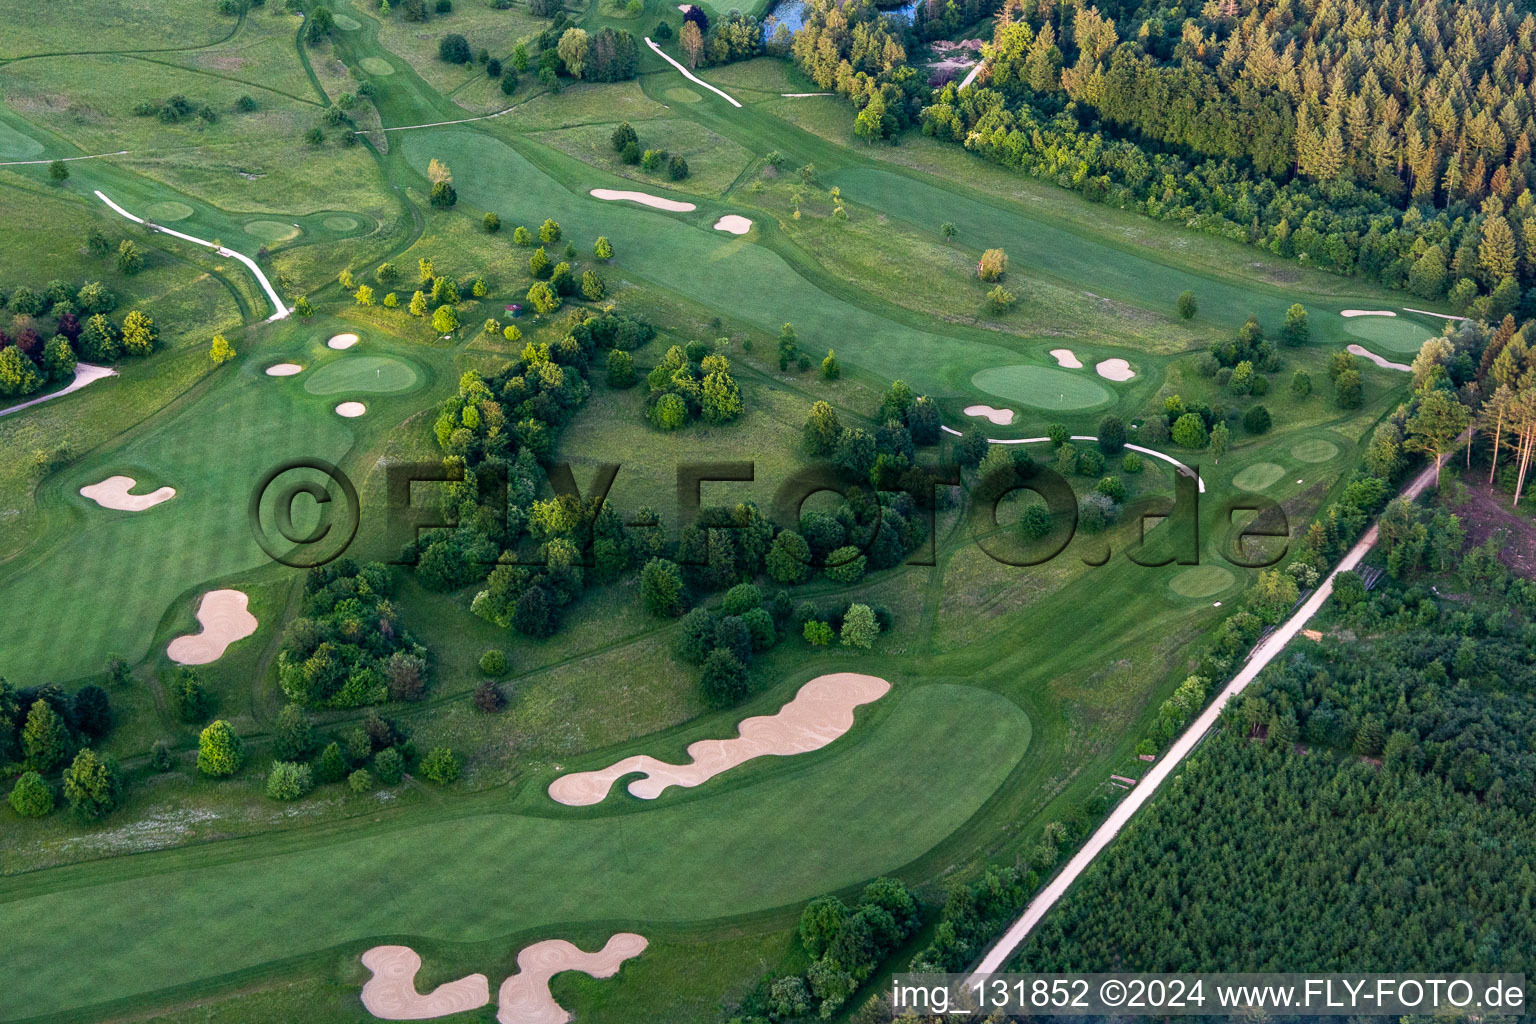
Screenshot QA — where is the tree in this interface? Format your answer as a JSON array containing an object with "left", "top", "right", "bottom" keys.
[
  {"left": 607, "top": 348, "right": 636, "bottom": 388},
  {"left": 265, "top": 760, "right": 314, "bottom": 801},
  {"left": 1171, "top": 413, "right": 1208, "bottom": 449},
  {"left": 431, "top": 304, "right": 460, "bottom": 334},
  {"left": 170, "top": 668, "right": 210, "bottom": 723},
  {"left": 1291, "top": 369, "right": 1312, "bottom": 397},
  {"left": 594, "top": 236, "right": 614, "bottom": 261},
  {"left": 1334, "top": 368, "right": 1363, "bottom": 408},
  {"left": 39, "top": 334, "right": 75, "bottom": 382},
  {"left": 197, "top": 720, "right": 243, "bottom": 777},
  {"left": 640, "top": 557, "right": 684, "bottom": 616},
  {"left": 701, "top": 648, "right": 748, "bottom": 707},
  {"left": 539, "top": 219, "right": 562, "bottom": 244},
  {"left": 22, "top": 700, "right": 69, "bottom": 773},
  {"left": 526, "top": 281, "right": 560, "bottom": 314},
  {"left": 49, "top": 159, "right": 68, "bottom": 184},
  {"left": 1177, "top": 290, "right": 1197, "bottom": 319},
  {"left": 580, "top": 270, "right": 605, "bottom": 301},
  {"left": 116, "top": 240, "right": 143, "bottom": 275},
  {"left": 295, "top": 295, "right": 314, "bottom": 319},
  {"left": 421, "top": 746, "right": 460, "bottom": 783},
  {"left": 854, "top": 92, "right": 889, "bottom": 142},
  {"left": 941, "top": 221, "right": 956, "bottom": 240},
  {"left": 558, "top": 28, "right": 590, "bottom": 77},
  {"left": 985, "top": 284, "right": 1016, "bottom": 313},
  {"left": 0, "top": 347, "right": 41, "bottom": 397},
  {"left": 1097, "top": 415, "right": 1126, "bottom": 453},
  {"left": 62, "top": 749, "right": 122, "bottom": 819},
  {"left": 274, "top": 704, "right": 314, "bottom": 761},
  {"left": 208, "top": 333, "right": 236, "bottom": 365},
  {"left": 8, "top": 772, "right": 53, "bottom": 818},
  {"left": 1209, "top": 421, "right": 1230, "bottom": 463},
  {"left": 978, "top": 248, "right": 1008, "bottom": 281},
  {"left": 429, "top": 180, "right": 457, "bottom": 208},
  {"left": 824, "top": 547, "right": 866, "bottom": 584},
  {"left": 840, "top": 603, "right": 879, "bottom": 649},
  {"left": 375, "top": 747, "right": 405, "bottom": 784},
  {"left": 120, "top": 310, "right": 155, "bottom": 355},
  {"left": 680, "top": 20, "right": 704, "bottom": 67},
  {"left": 1243, "top": 405, "right": 1272, "bottom": 434},
  {"left": 821, "top": 349, "right": 840, "bottom": 379},
  {"left": 611, "top": 122, "right": 638, "bottom": 152},
  {"left": 1405, "top": 389, "right": 1471, "bottom": 486},
  {"left": 438, "top": 33, "right": 472, "bottom": 63},
  {"left": 667, "top": 154, "right": 689, "bottom": 181},
  {"left": 1282, "top": 303, "right": 1310, "bottom": 346}
]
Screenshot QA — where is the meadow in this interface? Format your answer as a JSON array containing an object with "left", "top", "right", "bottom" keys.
[{"left": 0, "top": 0, "right": 1432, "bottom": 1019}]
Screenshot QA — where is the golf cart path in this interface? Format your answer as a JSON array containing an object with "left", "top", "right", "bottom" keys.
[
  {"left": 940, "top": 427, "right": 1207, "bottom": 492},
  {"left": 0, "top": 363, "right": 116, "bottom": 418},
  {"left": 966, "top": 451, "right": 1446, "bottom": 983},
  {"left": 94, "top": 190, "right": 289, "bottom": 321},
  {"left": 645, "top": 37, "right": 742, "bottom": 107}
]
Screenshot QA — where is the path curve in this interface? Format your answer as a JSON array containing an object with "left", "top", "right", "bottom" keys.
[
  {"left": 0, "top": 363, "right": 116, "bottom": 418},
  {"left": 941, "top": 427, "right": 1206, "bottom": 492},
  {"left": 645, "top": 38, "right": 742, "bottom": 107},
  {"left": 94, "top": 190, "right": 289, "bottom": 321},
  {"left": 957, "top": 60, "right": 986, "bottom": 90},
  {"left": 965, "top": 452, "right": 1447, "bottom": 984}
]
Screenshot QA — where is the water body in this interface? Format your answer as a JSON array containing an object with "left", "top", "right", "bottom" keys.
[{"left": 765, "top": 0, "right": 918, "bottom": 34}]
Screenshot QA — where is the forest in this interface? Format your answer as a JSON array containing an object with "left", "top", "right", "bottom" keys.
[
  {"left": 1011, "top": 543, "right": 1536, "bottom": 972},
  {"left": 789, "top": 0, "right": 1536, "bottom": 318}
]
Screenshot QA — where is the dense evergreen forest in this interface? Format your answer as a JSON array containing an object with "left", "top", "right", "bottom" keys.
[
  {"left": 789, "top": 0, "right": 1536, "bottom": 319},
  {"left": 1011, "top": 559, "right": 1536, "bottom": 972}
]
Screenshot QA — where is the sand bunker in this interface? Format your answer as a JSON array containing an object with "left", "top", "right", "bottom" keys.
[
  {"left": 361, "top": 946, "right": 489, "bottom": 1020},
  {"left": 167, "top": 590, "right": 258, "bottom": 666},
  {"left": 1048, "top": 348, "right": 1082, "bottom": 368},
  {"left": 1095, "top": 358, "right": 1135, "bottom": 381},
  {"left": 588, "top": 188, "right": 696, "bottom": 213},
  {"left": 714, "top": 215, "right": 752, "bottom": 234},
  {"left": 964, "top": 404, "right": 1014, "bottom": 425},
  {"left": 549, "top": 672, "right": 890, "bottom": 806},
  {"left": 1340, "top": 309, "right": 1396, "bottom": 318},
  {"left": 266, "top": 363, "right": 303, "bottom": 376},
  {"left": 1346, "top": 344, "right": 1411, "bottom": 372},
  {"left": 336, "top": 402, "right": 367, "bottom": 418},
  {"left": 497, "top": 935, "right": 648, "bottom": 1024},
  {"left": 328, "top": 333, "right": 360, "bottom": 350},
  {"left": 79, "top": 475, "right": 176, "bottom": 512}
]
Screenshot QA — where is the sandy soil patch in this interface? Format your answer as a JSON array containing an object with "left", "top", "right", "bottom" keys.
[
  {"left": 328, "top": 333, "right": 360, "bottom": 350},
  {"left": 1095, "top": 358, "right": 1135, "bottom": 381},
  {"left": 336, "top": 402, "right": 367, "bottom": 417},
  {"left": 497, "top": 935, "right": 648, "bottom": 1024},
  {"left": 1346, "top": 344, "right": 1411, "bottom": 372},
  {"left": 79, "top": 475, "right": 176, "bottom": 511},
  {"left": 588, "top": 188, "right": 696, "bottom": 212},
  {"left": 265, "top": 363, "right": 303, "bottom": 376},
  {"left": 1340, "top": 309, "right": 1396, "bottom": 317},
  {"left": 714, "top": 214, "right": 752, "bottom": 234},
  {"left": 964, "top": 404, "right": 1014, "bottom": 425},
  {"left": 1048, "top": 348, "right": 1082, "bottom": 368},
  {"left": 167, "top": 590, "right": 258, "bottom": 666},
  {"left": 549, "top": 673, "right": 890, "bottom": 806},
  {"left": 361, "top": 946, "right": 489, "bottom": 1020}
]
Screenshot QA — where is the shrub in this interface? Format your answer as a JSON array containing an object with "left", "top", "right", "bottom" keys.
[
  {"left": 1122, "top": 451, "right": 1143, "bottom": 473},
  {"left": 374, "top": 747, "right": 405, "bottom": 784},
  {"left": 721, "top": 582, "right": 763, "bottom": 616},
  {"left": 438, "top": 33, "right": 471, "bottom": 63},
  {"left": 62, "top": 749, "right": 123, "bottom": 819},
  {"left": 824, "top": 546, "right": 866, "bottom": 584},
  {"left": 9, "top": 771, "right": 53, "bottom": 817},
  {"left": 479, "top": 649, "right": 509, "bottom": 675},
  {"left": 421, "top": 746, "right": 460, "bottom": 784},
  {"left": 977, "top": 248, "right": 1007, "bottom": 281},
  {"left": 196, "top": 720, "right": 242, "bottom": 777},
  {"left": 265, "top": 760, "right": 314, "bottom": 801},
  {"left": 473, "top": 681, "right": 506, "bottom": 712},
  {"left": 348, "top": 769, "right": 374, "bottom": 793},
  {"left": 1243, "top": 405, "right": 1273, "bottom": 434},
  {"left": 150, "top": 740, "right": 174, "bottom": 772},
  {"left": 701, "top": 649, "right": 749, "bottom": 707},
  {"left": 803, "top": 620, "right": 835, "bottom": 645},
  {"left": 840, "top": 603, "right": 879, "bottom": 649}
]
